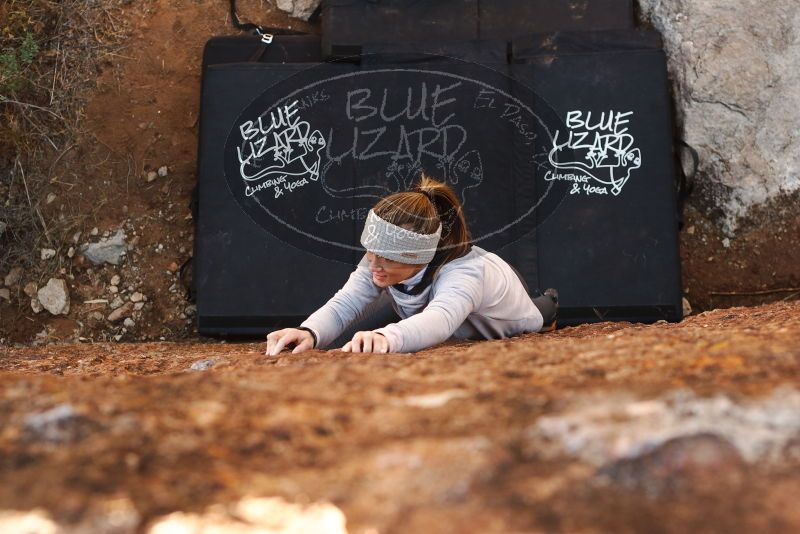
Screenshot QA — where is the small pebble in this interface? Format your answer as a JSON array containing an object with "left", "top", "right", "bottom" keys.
[
  {"left": 4, "top": 267, "right": 23, "bottom": 287},
  {"left": 190, "top": 359, "right": 215, "bottom": 371},
  {"left": 23, "top": 282, "right": 38, "bottom": 298},
  {"left": 107, "top": 302, "right": 133, "bottom": 322}
]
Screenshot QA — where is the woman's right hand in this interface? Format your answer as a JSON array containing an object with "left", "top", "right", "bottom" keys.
[{"left": 266, "top": 328, "right": 315, "bottom": 356}]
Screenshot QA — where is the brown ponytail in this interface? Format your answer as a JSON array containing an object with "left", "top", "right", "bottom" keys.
[{"left": 372, "top": 172, "right": 473, "bottom": 280}]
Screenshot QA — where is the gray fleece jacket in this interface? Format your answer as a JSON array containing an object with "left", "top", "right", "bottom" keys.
[{"left": 300, "top": 246, "right": 544, "bottom": 353}]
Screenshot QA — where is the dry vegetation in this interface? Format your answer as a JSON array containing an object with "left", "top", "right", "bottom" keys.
[{"left": 1, "top": 0, "right": 129, "bottom": 275}]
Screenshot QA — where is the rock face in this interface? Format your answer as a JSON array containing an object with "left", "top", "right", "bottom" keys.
[
  {"left": 80, "top": 229, "right": 128, "bottom": 265},
  {"left": 36, "top": 278, "right": 70, "bottom": 315},
  {"left": 276, "top": 0, "right": 320, "bottom": 21},
  {"left": 638, "top": 0, "right": 800, "bottom": 233}
]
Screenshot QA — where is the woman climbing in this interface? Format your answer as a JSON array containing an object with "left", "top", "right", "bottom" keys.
[{"left": 266, "top": 173, "right": 559, "bottom": 355}]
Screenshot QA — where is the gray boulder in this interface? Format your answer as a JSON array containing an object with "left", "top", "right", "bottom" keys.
[
  {"left": 638, "top": 0, "right": 800, "bottom": 234},
  {"left": 276, "top": 0, "right": 320, "bottom": 20}
]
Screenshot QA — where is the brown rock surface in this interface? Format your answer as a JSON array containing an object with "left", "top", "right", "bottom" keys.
[{"left": 1, "top": 301, "right": 799, "bottom": 533}]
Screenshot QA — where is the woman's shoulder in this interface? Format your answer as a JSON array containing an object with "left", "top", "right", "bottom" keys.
[
  {"left": 437, "top": 245, "right": 520, "bottom": 280},
  {"left": 435, "top": 246, "right": 492, "bottom": 277}
]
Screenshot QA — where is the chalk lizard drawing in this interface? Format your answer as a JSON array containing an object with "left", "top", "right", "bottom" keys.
[
  {"left": 238, "top": 118, "right": 326, "bottom": 184},
  {"left": 547, "top": 110, "right": 642, "bottom": 196}
]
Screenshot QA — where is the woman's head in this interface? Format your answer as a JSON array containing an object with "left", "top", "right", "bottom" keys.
[{"left": 360, "top": 173, "right": 473, "bottom": 286}]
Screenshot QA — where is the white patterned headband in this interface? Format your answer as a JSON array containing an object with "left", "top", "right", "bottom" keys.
[{"left": 360, "top": 209, "right": 442, "bottom": 264}]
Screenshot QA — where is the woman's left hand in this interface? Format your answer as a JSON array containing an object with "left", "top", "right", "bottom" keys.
[{"left": 341, "top": 331, "right": 389, "bottom": 353}]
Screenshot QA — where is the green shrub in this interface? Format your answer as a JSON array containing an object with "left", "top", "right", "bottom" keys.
[{"left": 0, "top": 31, "right": 39, "bottom": 94}]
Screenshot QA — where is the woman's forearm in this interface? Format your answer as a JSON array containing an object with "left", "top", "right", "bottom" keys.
[{"left": 300, "top": 263, "right": 382, "bottom": 348}]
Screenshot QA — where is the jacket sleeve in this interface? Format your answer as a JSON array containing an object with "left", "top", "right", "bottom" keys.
[
  {"left": 373, "top": 261, "right": 484, "bottom": 353},
  {"left": 300, "top": 254, "right": 382, "bottom": 349}
]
